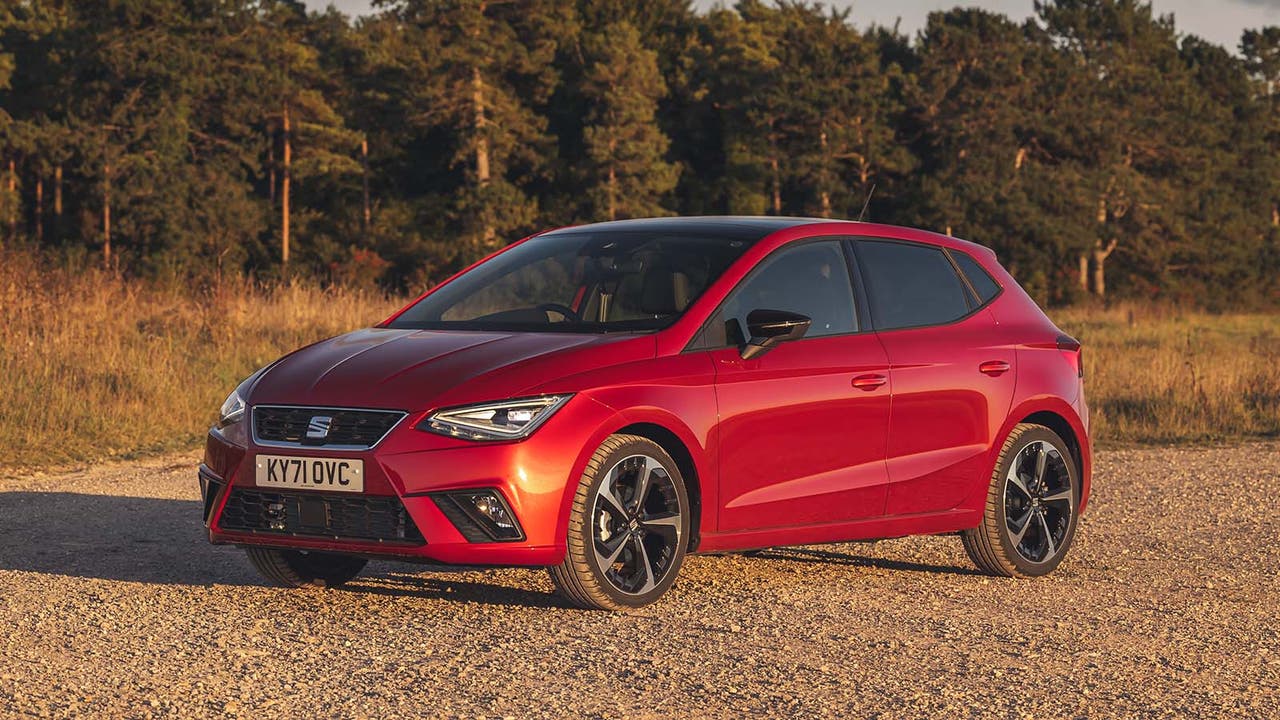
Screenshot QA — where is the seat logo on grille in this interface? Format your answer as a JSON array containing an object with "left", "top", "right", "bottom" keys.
[{"left": 306, "top": 415, "right": 334, "bottom": 441}]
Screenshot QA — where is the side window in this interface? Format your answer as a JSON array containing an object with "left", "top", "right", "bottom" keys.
[
  {"left": 857, "top": 240, "right": 972, "bottom": 330},
  {"left": 949, "top": 249, "right": 1002, "bottom": 304},
  {"left": 711, "top": 241, "right": 858, "bottom": 346}
]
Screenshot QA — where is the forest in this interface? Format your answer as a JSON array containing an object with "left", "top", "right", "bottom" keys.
[{"left": 2, "top": 0, "right": 1279, "bottom": 308}]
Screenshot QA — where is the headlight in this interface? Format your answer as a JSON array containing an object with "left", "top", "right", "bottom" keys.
[
  {"left": 217, "top": 389, "right": 246, "bottom": 428},
  {"left": 420, "top": 395, "right": 572, "bottom": 441},
  {"left": 216, "top": 367, "right": 268, "bottom": 430}
]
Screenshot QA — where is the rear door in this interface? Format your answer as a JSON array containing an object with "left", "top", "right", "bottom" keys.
[
  {"left": 705, "top": 239, "right": 892, "bottom": 531},
  {"left": 853, "top": 239, "right": 1016, "bottom": 516}
]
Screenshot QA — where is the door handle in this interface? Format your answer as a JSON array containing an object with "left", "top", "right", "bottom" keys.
[
  {"left": 851, "top": 374, "right": 888, "bottom": 391},
  {"left": 979, "top": 360, "right": 1011, "bottom": 377}
]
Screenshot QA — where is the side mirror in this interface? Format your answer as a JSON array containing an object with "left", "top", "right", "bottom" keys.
[{"left": 740, "top": 309, "right": 811, "bottom": 360}]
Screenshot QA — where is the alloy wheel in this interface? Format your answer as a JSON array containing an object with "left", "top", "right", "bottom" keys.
[
  {"left": 1003, "top": 440, "right": 1074, "bottom": 564},
  {"left": 590, "top": 454, "right": 684, "bottom": 596}
]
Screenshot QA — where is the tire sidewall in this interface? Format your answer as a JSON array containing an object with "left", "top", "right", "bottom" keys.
[
  {"left": 993, "top": 426, "right": 1081, "bottom": 576},
  {"left": 574, "top": 437, "right": 692, "bottom": 609}
]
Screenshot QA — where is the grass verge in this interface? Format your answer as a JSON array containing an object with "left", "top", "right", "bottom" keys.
[{"left": 1, "top": 251, "right": 1275, "bottom": 471}]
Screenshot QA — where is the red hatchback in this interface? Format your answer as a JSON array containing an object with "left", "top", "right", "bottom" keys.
[{"left": 200, "top": 217, "right": 1091, "bottom": 610}]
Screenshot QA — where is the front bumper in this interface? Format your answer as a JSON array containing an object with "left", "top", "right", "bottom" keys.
[{"left": 201, "top": 396, "right": 619, "bottom": 566}]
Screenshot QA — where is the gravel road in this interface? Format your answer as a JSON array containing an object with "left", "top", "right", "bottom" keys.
[{"left": 1, "top": 444, "right": 1278, "bottom": 718}]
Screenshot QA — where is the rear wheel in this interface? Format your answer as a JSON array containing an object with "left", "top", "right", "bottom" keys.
[
  {"left": 962, "top": 423, "right": 1080, "bottom": 577},
  {"left": 549, "top": 434, "right": 691, "bottom": 610},
  {"left": 244, "top": 547, "right": 367, "bottom": 588}
]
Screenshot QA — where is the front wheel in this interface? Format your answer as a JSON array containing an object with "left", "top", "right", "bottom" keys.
[
  {"left": 244, "top": 547, "right": 367, "bottom": 588},
  {"left": 549, "top": 434, "right": 691, "bottom": 610},
  {"left": 962, "top": 423, "right": 1080, "bottom": 577}
]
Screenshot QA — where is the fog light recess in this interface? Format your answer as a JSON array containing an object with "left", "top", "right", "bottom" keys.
[{"left": 431, "top": 490, "right": 526, "bottom": 543}]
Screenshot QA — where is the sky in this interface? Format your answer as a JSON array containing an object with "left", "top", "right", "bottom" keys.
[{"left": 307, "top": 0, "right": 1280, "bottom": 52}]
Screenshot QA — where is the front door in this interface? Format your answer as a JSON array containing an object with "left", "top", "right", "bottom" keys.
[{"left": 708, "top": 240, "right": 892, "bottom": 532}]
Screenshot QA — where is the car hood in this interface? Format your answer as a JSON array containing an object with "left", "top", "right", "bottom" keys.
[{"left": 247, "top": 327, "right": 653, "bottom": 411}]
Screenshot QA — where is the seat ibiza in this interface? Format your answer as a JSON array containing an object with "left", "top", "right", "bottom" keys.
[{"left": 200, "top": 217, "right": 1090, "bottom": 610}]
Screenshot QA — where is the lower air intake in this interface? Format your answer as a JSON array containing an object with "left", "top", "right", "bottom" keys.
[{"left": 218, "top": 489, "right": 424, "bottom": 544}]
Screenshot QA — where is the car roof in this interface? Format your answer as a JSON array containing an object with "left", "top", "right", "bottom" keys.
[
  {"left": 541, "top": 216, "right": 997, "bottom": 260},
  {"left": 543, "top": 216, "right": 828, "bottom": 243}
]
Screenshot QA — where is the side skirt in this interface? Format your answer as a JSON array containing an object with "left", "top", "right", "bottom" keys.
[{"left": 693, "top": 508, "right": 981, "bottom": 555}]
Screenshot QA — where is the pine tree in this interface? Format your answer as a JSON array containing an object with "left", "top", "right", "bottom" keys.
[
  {"left": 385, "top": 0, "right": 564, "bottom": 265},
  {"left": 578, "top": 21, "right": 679, "bottom": 221}
]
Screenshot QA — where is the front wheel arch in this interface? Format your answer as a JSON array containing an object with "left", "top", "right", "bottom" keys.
[{"left": 614, "top": 422, "right": 702, "bottom": 553}]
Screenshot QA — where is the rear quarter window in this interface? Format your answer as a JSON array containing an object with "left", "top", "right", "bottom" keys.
[
  {"left": 856, "top": 240, "right": 972, "bottom": 330},
  {"left": 949, "top": 249, "right": 1002, "bottom": 304}
]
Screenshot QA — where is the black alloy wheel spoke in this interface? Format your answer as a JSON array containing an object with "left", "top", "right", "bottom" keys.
[
  {"left": 639, "top": 511, "right": 681, "bottom": 540},
  {"left": 594, "top": 532, "right": 629, "bottom": 570},
  {"left": 631, "top": 535, "right": 657, "bottom": 594},
  {"left": 1008, "top": 507, "right": 1035, "bottom": 546}
]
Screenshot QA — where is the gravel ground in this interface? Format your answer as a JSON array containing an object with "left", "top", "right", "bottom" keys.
[{"left": 1, "top": 444, "right": 1278, "bottom": 718}]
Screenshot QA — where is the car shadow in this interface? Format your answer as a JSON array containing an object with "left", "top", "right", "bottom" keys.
[
  {"left": 0, "top": 490, "right": 564, "bottom": 607},
  {"left": 740, "top": 545, "right": 982, "bottom": 576},
  {"left": 343, "top": 571, "right": 570, "bottom": 609},
  {"left": 0, "top": 490, "right": 977, "bottom": 604}
]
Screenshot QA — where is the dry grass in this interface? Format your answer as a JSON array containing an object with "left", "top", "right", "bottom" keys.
[
  {"left": 1055, "top": 302, "right": 1280, "bottom": 445},
  {"left": 1, "top": 251, "right": 1276, "bottom": 471},
  {"left": 0, "top": 250, "right": 401, "bottom": 469}
]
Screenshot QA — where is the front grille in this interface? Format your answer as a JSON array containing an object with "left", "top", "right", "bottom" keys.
[
  {"left": 218, "top": 488, "right": 424, "bottom": 544},
  {"left": 253, "top": 406, "right": 406, "bottom": 449}
]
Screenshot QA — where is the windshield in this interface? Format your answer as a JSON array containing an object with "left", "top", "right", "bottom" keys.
[{"left": 387, "top": 229, "right": 754, "bottom": 333}]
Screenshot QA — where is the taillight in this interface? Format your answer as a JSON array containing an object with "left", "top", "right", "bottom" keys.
[{"left": 1057, "top": 334, "right": 1083, "bottom": 378}]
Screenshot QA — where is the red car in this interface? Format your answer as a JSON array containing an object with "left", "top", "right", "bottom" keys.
[{"left": 201, "top": 217, "right": 1090, "bottom": 610}]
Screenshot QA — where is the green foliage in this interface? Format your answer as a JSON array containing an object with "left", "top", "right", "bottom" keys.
[
  {"left": 578, "top": 21, "right": 679, "bottom": 221},
  {"left": 0, "top": 0, "right": 1276, "bottom": 307}
]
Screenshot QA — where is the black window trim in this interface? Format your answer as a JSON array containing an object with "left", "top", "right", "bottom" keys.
[
  {"left": 944, "top": 246, "right": 1005, "bottom": 306},
  {"left": 849, "top": 236, "right": 1004, "bottom": 334},
  {"left": 683, "top": 236, "right": 868, "bottom": 353}
]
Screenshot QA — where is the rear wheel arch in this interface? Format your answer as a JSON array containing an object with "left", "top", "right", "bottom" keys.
[{"left": 1019, "top": 410, "right": 1084, "bottom": 488}]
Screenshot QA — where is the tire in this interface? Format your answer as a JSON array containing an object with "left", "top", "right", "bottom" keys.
[
  {"left": 549, "top": 434, "right": 692, "bottom": 610},
  {"left": 244, "top": 547, "right": 367, "bottom": 589},
  {"left": 962, "top": 423, "right": 1081, "bottom": 577}
]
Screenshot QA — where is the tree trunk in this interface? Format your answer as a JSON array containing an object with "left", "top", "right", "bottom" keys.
[
  {"left": 34, "top": 176, "right": 43, "bottom": 243},
  {"left": 818, "top": 129, "right": 831, "bottom": 219},
  {"left": 361, "top": 137, "right": 371, "bottom": 235},
  {"left": 282, "top": 102, "right": 291, "bottom": 266},
  {"left": 606, "top": 136, "right": 618, "bottom": 221},
  {"left": 1078, "top": 254, "right": 1088, "bottom": 293},
  {"left": 268, "top": 143, "right": 276, "bottom": 204},
  {"left": 54, "top": 165, "right": 63, "bottom": 240},
  {"left": 1091, "top": 238, "right": 1117, "bottom": 299},
  {"left": 7, "top": 160, "right": 15, "bottom": 240},
  {"left": 103, "top": 160, "right": 112, "bottom": 268},
  {"left": 471, "top": 66, "right": 494, "bottom": 245},
  {"left": 770, "top": 153, "right": 781, "bottom": 215}
]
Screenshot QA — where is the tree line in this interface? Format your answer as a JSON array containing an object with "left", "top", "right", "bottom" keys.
[{"left": 2, "top": 0, "right": 1278, "bottom": 307}]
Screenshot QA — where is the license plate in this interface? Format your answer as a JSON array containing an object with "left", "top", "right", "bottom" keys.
[{"left": 254, "top": 455, "right": 364, "bottom": 493}]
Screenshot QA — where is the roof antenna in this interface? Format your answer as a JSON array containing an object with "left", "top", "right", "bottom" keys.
[{"left": 856, "top": 183, "right": 876, "bottom": 223}]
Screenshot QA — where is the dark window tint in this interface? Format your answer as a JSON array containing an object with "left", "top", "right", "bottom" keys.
[
  {"left": 950, "top": 250, "right": 1002, "bottom": 303},
  {"left": 857, "top": 240, "right": 971, "bottom": 330},
  {"left": 710, "top": 241, "right": 857, "bottom": 346},
  {"left": 387, "top": 230, "right": 752, "bottom": 333}
]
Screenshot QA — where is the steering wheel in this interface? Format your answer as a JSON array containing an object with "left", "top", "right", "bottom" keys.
[{"left": 536, "top": 302, "right": 581, "bottom": 323}]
